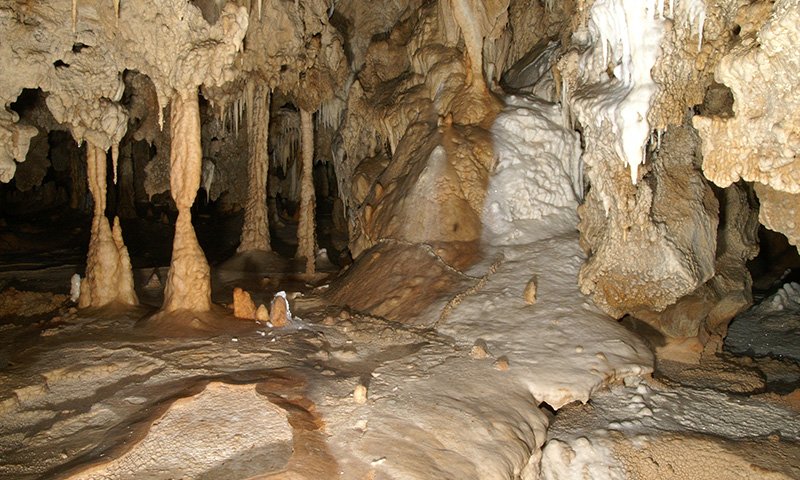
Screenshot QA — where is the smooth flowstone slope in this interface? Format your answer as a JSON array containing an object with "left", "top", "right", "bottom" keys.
[{"left": 438, "top": 226, "right": 653, "bottom": 409}]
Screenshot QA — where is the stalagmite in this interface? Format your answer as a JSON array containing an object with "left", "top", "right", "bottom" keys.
[
  {"left": 79, "top": 142, "right": 138, "bottom": 308},
  {"left": 238, "top": 83, "right": 271, "bottom": 252},
  {"left": 296, "top": 108, "right": 317, "bottom": 275},
  {"left": 72, "top": 0, "right": 78, "bottom": 32},
  {"left": 162, "top": 90, "right": 212, "bottom": 313},
  {"left": 232, "top": 287, "right": 257, "bottom": 320}
]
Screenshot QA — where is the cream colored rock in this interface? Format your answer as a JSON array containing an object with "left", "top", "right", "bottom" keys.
[
  {"left": 494, "top": 356, "right": 510, "bottom": 371},
  {"left": 523, "top": 276, "right": 537, "bottom": 305},
  {"left": 695, "top": 0, "right": 800, "bottom": 195},
  {"left": 754, "top": 184, "right": 800, "bottom": 249},
  {"left": 577, "top": 126, "right": 718, "bottom": 325},
  {"left": 79, "top": 143, "right": 138, "bottom": 309},
  {"left": 270, "top": 293, "right": 290, "bottom": 328},
  {"left": 255, "top": 304, "right": 270, "bottom": 322},
  {"left": 162, "top": 91, "right": 211, "bottom": 313},
  {"left": 232, "top": 288, "right": 257, "bottom": 321},
  {"left": 470, "top": 340, "right": 490, "bottom": 360},
  {"left": 353, "top": 384, "right": 368, "bottom": 404}
]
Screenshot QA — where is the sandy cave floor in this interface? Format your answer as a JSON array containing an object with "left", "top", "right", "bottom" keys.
[{"left": 0, "top": 218, "right": 799, "bottom": 479}]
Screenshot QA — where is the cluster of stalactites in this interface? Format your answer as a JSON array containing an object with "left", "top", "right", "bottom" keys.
[{"left": 563, "top": 0, "right": 707, "bottom": 185}]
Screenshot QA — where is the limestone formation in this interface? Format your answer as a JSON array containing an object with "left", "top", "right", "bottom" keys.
[
  {"left": 238, "top": 82, "right": 272, "bottom": 252},
  {"left": 162, "top": 91, "right": 211, "bottom": 313},
  {"left": 270, "top": 293, "right": 290, "bottom": 327},
  {"left": 232, "top": 287, "right": 257, "bottom": 321},
  {"left": 79, "top": 143, "right": 137, "bottom": 308},
  {"left": 577, "top": 126, "right": 718, "bottom": 324},
  {"left": 255, "top": 304, "right": 269, "bottom": 322},
  {"left": 523, "top": 276, "right": 537, "bottom": 305},
  {"left": 753, "top": 184, "right": 800, "bottom": 249},
  {"left": 296, "top": 108, "right": 317, "bottom": 275},
  {"left": 633, "top": 182, "right": 760, "bottom": 339},
  {"left": 694, "top": 0, "right": 800, "bottom": 248},
  {"left": 694, "top": 0, "right": 800, "bottom": 193},
  {"left": 3, "top": 1, "right": 800, "bottom": 478},
  {"left": 353, "top": 384, "right": 368, "bottom": 404}
]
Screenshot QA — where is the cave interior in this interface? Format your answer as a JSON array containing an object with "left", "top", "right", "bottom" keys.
[{"left": 1, "top": 0, "right": 800, "bottom": 478}]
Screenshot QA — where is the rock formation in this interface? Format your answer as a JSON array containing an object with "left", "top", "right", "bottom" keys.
[
  {"left": 296, "top": 108, "right": 317, "bottom": 275},
  {"left": 161, "top": 90, "right": 212, "bottom": 313},
  {"left": 0, "top": 0, "right": 797, "bottom": 339},
  {"left": 694, "top": 0, "right": 800, "bottom": 248},
  {"left": 79, "top": 143, "right": 137, "bottom": 308},
  {"left": 238, "top": 82, "right": 271, "bottom": 252}
]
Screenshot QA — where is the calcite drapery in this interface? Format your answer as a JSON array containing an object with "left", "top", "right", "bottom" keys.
[
  {"left": 296, "top": 108, "right": 317, "bottom": 275},
  {"left": 162, "top": 90, "right": 212, "bottom": 313},
  {"left": 79, "top": 142, "right": 137, "bottom": 308},
  {"left": 238, "top": 82, "right": 271, "bottom": 252}
]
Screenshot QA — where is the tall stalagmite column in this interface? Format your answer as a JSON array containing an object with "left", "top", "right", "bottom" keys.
[
  {"left": 238, "top": 83, "right": 271, "bottom": 252},
  {"left": 296, "top": 108, "right": 316, "bottom": 275},
  {"left": 162, "top": 89, "right": 212, "bottom": 312},
  {"left": 79, "top": 143, "right": 138, "bottom": 308}
]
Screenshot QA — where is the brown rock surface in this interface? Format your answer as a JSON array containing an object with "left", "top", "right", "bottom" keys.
[{"left": 232, "top": 287, "right": 257, "bottom": 321}]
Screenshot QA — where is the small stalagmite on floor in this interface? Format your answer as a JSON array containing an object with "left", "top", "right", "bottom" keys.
[
  {"left": 270, "top": 292, "right": 290, "bottom": 327},
  {"left": 79, "top": 142, "right": 137, "bottom": 308},
  {"left": 162, "top": 89, "right": 212, "bottom": 313},
  {"left": 232, "top": 287, "right": 257, "bottom": 320}
]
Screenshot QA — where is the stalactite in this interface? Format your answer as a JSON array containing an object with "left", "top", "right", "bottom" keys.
[
  {"left": 234, "top": 97, "right": 240, "bottom": 136},
  {"left": 162, "top": 89, "right": 212, "bottom": 313},
  {"left": 111, "top": 143, "right": 119, "bottom": 184},
  {"left": 449, "top": 0, "right": 487, "bottom": 91},
  {"left": 317, "top": 96, "right": 345, "bottom": 131},
  {"left": 239, "top": 83, "right": 271, "bottom": 252},
  {"left": 296, "top": 108, "right": 316, "bottom": 275},
  {"left": 114, "top": 0, "right": 120, "bottom": 23},
  {"left": 270, "top": 109, "right": 300, "bottom": 176},
  {"left": 79, "top": 142, "right": 138, "bottom": 308}
]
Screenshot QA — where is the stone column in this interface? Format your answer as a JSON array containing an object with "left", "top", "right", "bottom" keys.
[
  {"left": 238, "top": 83, "right": 271, "bottom": 252},
  {"left": 296, "top": 108, "right": 317, "bottom": 275},
  {"left": 162, "top": 89, "right": 212, "bottom": 312},
  {"left": 79, "top": 142, "right": 137, "bottom": 308}
]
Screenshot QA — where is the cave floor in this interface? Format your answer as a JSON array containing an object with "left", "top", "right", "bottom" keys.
[{"left": 0, "top": 218, "right": 799, "bottom": 479}]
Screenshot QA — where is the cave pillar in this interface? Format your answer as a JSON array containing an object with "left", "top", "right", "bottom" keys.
[
  {"left": 79, "top": 142, "right": 138, "bottom": 308},
  {"left": 238, "top": 83, "right": 271, "bottom": 252},
  {"left": 162, "top": 89, "right": 212, "bottom": 313},
  {"left": 296, "top": 108, "right": 316, "bottom": 275}
]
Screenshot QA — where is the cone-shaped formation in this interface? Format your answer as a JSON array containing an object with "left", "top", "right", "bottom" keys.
[
  {"left": 232, "top": 287, "right": 257, "bottom": 320},
  {"left": 79, "top": 143, "right": 138, "bottom": 308},
  {"left": 296, "top": 108, "right": 317, "bottom": 275},
  {"left": 238, "top": 83, "right": 271, "bottom": 252},
  {"left": 162, "top": 90, "right": 212, "bottom": 313}
]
